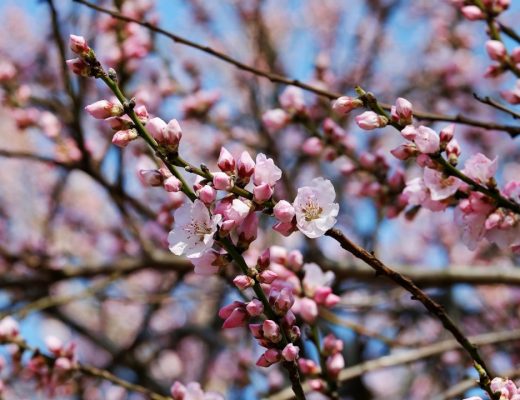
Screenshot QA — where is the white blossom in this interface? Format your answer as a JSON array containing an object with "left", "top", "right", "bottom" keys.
[
  {"left": 168, "top": 200, "right": 221, "bottom": 258},
  {"left": 293, "top": 178, "right": 339, "bottom": 238}
]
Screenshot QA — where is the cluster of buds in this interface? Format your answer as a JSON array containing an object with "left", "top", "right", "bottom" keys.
[
  {"left": 332, "top": 95, "right": 389, "bottom": 130},
  {"left": 465, "top": 376, "right": 520, "bottom": 400},
  {"left": 262, "top": 86, "right": 307, "bottom": 133},
  {"left": 452, "top": 0, "right": 510, "bottom": 21},
  {"left": 66, "top": 35, "right": 97, "bottom": 77}
]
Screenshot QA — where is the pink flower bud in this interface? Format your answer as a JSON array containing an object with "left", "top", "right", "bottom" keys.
[
  {"left": 55, "top": 357, "right": 73, "bottom": 371},
  {"left": 46, "top": 336, "right": 63, "bottom": 355},
  {"left": 213, "top": 172, "right": 233, "bottom": 190},
  {"left": 287, "top": 250, "right": 303, "bottom": 271},
  {"left": 134, "top": 105, "right": 149, "bottom": 121},
  {"left": 302, "top": 137, "right": 323, "bottom": 156},
  {"left": 139, "top": 169, "right": 163, "bottom": 187},
  {"left": 486, "top": 40, "right": 507, "bottom": 61},
  {"left": 198, "top": 185, "right": 216, "bottom": 204},
  {"left": 249, "top": 324, "right": 263, "bottom": 338},
  {"left": 85, "top": 100, "right": 123, "bottom": 119},
  {"left": 282, "top": 344, "right": 300, "bottom": 361},
  {"left": 332, "top": 96, "right": 362, "bottom": 114},
  {"left": 355, "top": 111, "right": 388, "bottom": 130},
  {"left": 107, "top": 116, "right": 133, "bottom": 131},
  {"left": 219, "top": 302, "right": 248, "bottom": 329},
  {"left": 314, "top": 287, "right": 333, "bottom": 305},
  {"left": 271, "top": 287, "right": 295, "bottom": 316},
  {"left": 253, "top": 183, "right": 274, "bottom": 203},
  {"left": 233, "top": 275, "right": 255, "bottom": 290},
  {"left": 298, "top": 358, "right": 319, "bottom": 375},
  {"left": 273, "top": 200, "right": 295, "bottom": 223},
  {"left": 237, "top": 151, "right": 255, "bottom": 180},
  {"left": 66, "top": 58, "right": 90, "bottom": 77},
  {"left": 390, "top": 144, "right": 417, "bottom": 160},
  {"left": 246, "top": 299, "right": 264, "bottom": 316},
  {"left": 394, "top": 97, "right": 413, "bottom": 125},
  {"left": 272, "top": 221, "right": 296, "bottom": 237},
  {"left": 69, "top": 35, "right": 90, "bottom": 56},
  {"left": 159, "top": 119, "right": 182, "bottom": 150},
  {"left": 263, "top": 320, "right": 282, "bottom": 343},
  {"left": 400, "top": 125, "right": 417, "bottom": 141},
  {"left": 237, "top": 212, "right": 258, "bottom": 243},
  {"left": 326, "top": 353, "right": 345, "bottom": 377},
  {"left": 461, "top": 5, "right": 485, "bottom": 20},
  {"left": 170, "top": 382, "right": 187, "bottom": 400},
  {"left": 146, "top": 117, "right": 167, "bottom": 141},
  {"left": 264, "top": 348, "right": 281, "bottom": 363},
  {"left": 446, "top": 139, "right": 461, "bottom": 157},
  {"left": 257, "top": 249, "right": 270, "bottom": 270},
  {"left": 262, "top": 109, "right": 289, "bottom": 132},
  {"left": 279, "top": 86, "right": 305, "bottom": 113},
  {"left": 440, "top": 124, "right": 455, "bottom": 144},
  {"left": 414, "top": 126, "right": 440, "bottom": 154},
  {"left": 217, "top": 147, "right": 235, "bottom": 172},
  {"left": 259, "top": 270, "right": 278, "bottom": 284},
  {"left": 164, "top": 176, "right": 182, "bottom": 192},
  {"left": 0, "top": 317, "right": 19, "bottom": 340},
  {"left": 323, "top": 334, "right": 343, "bottom": 355},
  {"left": 299, "top": 297, "right": 318, "bottom": 323},
  {"left": 112, "top": 129, "right": 138, "bottom": 147}
]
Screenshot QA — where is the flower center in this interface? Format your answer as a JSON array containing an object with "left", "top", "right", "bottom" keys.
[
  {"left": 301, "top": 198, "right": 323, "bottom": 221},
  {"left": 187, "top": 222, "right": 213, "bottom": 238}
]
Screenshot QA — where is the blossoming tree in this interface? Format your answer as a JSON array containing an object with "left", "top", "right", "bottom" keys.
[{"left": 0, "top": 0, "right": 519, "bottom": 399}]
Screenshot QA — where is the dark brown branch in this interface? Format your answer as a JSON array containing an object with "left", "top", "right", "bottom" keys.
[
  {"left": 72, "top": 0, "right": 520, "bottom": 138},
  {"left": 325, "top": 228, "right": 497, "bottom": 399},
  {"left": 473, "top": 93, "right": 520, "bottom": 120}
]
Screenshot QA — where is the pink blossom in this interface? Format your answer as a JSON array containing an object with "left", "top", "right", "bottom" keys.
[
  {"left": 198, "top": 185, "right": 216, "bottom": 204},
  {"left": 462, "top": 153, "right": 497, "bottom": 185},
  {"left": 66, "top": 58, "right": 90, "bottom": 76},
  {"left": 164, "top": 176, "right": 182, "bottom": 192},
  {"left": 253, "top": 183, "right": 274, "bottom": 203},
  {"left": 217, "top": 147, "right": 235, "bottom": 173},
  {"left": 246, "top": 299, "right": 264, "bottom": 316},
  {"left": 485, "top": 40, "right": 507, "bottom": 61},
  {"left": 147, "top": 118, "right": 182, "bottom": 150},
  {"left": 219, "top": 301, "right": 248, "bottom": 329},
  {"left": 138, "top": 169, "right": 163, "bottom": 187},
  {"left": 302, "top": 137, "right": 323, "bottom": 156},
  {"left": 461, "top": 5, "right": 485, "bottom": 20},
  {"left": 279, "top": 86, "right": 305, "bottom": 113},
  {"left": 237, "top": 151, "right": 255, "bottom": 180},
  {"left": 332, "top": 96, "right": 362, "bottom": 114},
  {"left": 112, "top": 129, "right": 138, "bottom": 147},
  {"left": 262, "top": 109, "right": 289, "bottom": 132},
  {"left": 253, "top": 154, "right": 282, "bottom": 187},
  {"left": 213, "top": 172, "right": 233, "bottom": 190},
  {"left": 454, "top": 192, "right": 495, "bottom": 250},
  {"left": 69, "top": 34, "right": 90, "bottom": 56},
  {"left": 262, "top": 320, "right": 282, "bottom": 343},
  {"left": 440, "top": 124, "right": 455, "bottom": 144},
  {"left": 414, "top": 126, "right": 440, "bottom": 154},
  {"left": 390, "top": 144, "right": 418, "bottom": 160},
  {"left": 422, "top": 168, "right": 462, "bottom": 201},
  {"left": 237, "top": 212, "right": 259, "bottom": 243},
  {"left": 393, "top": 97, "right": 413, "bottom": 125},
  {"left": 326, "top": 353, "right": 345, "bottom": 377},
  {"left": 303, "top": 263, "right": 335, "bottom": 297},
  {"left": 273, "top": 200, "right": 295, "bottom": 223},
  {"left": 0, "top": 317, "right": 19, "bottom": 340},
  {"left": 233, "top": 275, "right": 255, "bottom": 290},
  {"left": 298, "top": 297, "right": 318, "bottom": 323},
  {"left": 355, "top": 111, "right": 388, "bottom": 130},
  {"left": 85, "top": 100, "right": 123, "bottom": 119},
  {"left": 501, "top": 80, "right": 520, "bottom": 104},
  {"left": 191, "top": 250, "right": 220, "bottom": 275},
  {"left": 282, "top": 344, "right": 300, "bottom": 361}
]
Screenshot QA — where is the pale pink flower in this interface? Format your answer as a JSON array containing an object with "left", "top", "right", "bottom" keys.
[
  {"left": 355, "top": 111, "right": 387, "bottom": 130},
  {"left": 298, "top": 297, "right": 318, "bottom": 323},
  {"left": 293, "top": 178, "right": 339, "bottom": 238},
  {"left": 213, "top": 172, "right": 233, "bottom": 190},
  {"left": 273, "top": 200, "right": 295, "bottom": 223},
  {"left": 279, "top": 86, "right": 305, "bottom": 112},
  {"left": 485, "top": 40, "right": 507, "bottom": 61},
  {"left": 454, "top": 192, "right": 495, "bottom": 250},
  {"left": 217, "top": 147, "right": 235, "bottom": 172},
  {"left": 253, "top": 183, "right": 274, "bottom": 203},
  {"left": 302, "top": 263, "right": 335, "bottom": 297},
  {"left": 0, "top": 317, "right": 19, "bottom": 340},
  {"left": 422, "top": 168, "right": 462, "bottom": 201},
  {"left": 0, "top": 61, "right": 16, "bottom": 82},
  {"left": 164, "top": 176, "right": 182, "bottom": 192},
  {"left": 66, "top": 58, "right": 90, "bottom": 76},
  {"left": 69, "top": 34, "right": 90, "bottom": 56},
  {"left": 237, "top": 151, "right": 255, "bottom": 180},
  {"left": 302, "top": 137, "right": 323, "bottom": 156},
  {"left": 461, "top": 5, "right": 485, "bottom": 20},
  {"left": 462, "top": 153, "right": 497, "bottom": 185},
  {"left": 147, "top": 117, "right": 182, "bottom": 150},
  {"left": 326, "top": 353, "right": 345, "bottom": 376},
  {"left": 85, "top": 100, "right": 123, "bottom": 119},
  {"left": 112, "top": 129, "right": 138, "bottom": 147},
  {"left": 332, "top": 96, "right": 362, "bottom": 114},
  {"left": 263, "top": 320, "right": 282, "bottom": 343},
  {"left": 403, "top": 178, "right": 447, "bottom": 212},
  {"left": 414, "top": 126, "right": 440, "bottom": 154},
  {"left": 262, "top": 109, "right": 289, "bottom": 132},
  {"left": 253, "top": 154, "right": 282, "bottom": 187},
  {"left": 168, "top": 200, "right": 221, "bottom": 258},
  {"left": 393, "top": 97, "right": 413, "bottom": 125},
  {"left": 282, "top": 344, "right": 300, "bottom": 361},
  {"left": 191, "top": 250, "right": 220, "bottom": 275}
]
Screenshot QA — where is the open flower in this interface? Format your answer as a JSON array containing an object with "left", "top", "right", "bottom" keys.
[
  {"left": 168, "top": 200, "right": 221, "bottom": 258},
  {"left": 293, "top": 178, "right": 339, "bottom": 238}
]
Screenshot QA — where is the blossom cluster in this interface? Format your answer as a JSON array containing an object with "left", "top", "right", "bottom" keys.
[{"left": 465, "top": 377, "right": 520, "bottom": 400}]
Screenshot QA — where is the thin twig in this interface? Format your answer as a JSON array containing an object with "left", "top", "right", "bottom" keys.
[{"left": 473, "top": 93, "right": 520, "bottom": 120}]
